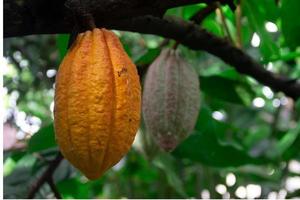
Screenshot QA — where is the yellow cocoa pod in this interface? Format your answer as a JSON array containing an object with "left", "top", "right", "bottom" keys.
[{"left": 54, "top": 28, "right": 141, "bottom": 180}]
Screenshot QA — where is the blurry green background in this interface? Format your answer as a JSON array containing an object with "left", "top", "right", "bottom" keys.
[{"left": 3, "top": 0, "right": 300, "bottom": 198}]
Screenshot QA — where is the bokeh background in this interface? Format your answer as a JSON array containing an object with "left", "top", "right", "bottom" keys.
[{"left": 3, "top": 1, "right": 300, "bottom": 198}]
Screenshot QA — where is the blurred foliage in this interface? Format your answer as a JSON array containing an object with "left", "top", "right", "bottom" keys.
[{"left": 3, "top": 1, "right": 300, "bottom": 199}]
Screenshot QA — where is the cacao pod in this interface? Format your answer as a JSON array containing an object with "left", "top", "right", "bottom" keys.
[
  {"left": 142, "top": 48, "right": 200, "bottom": 152},
  {"left": 54, "top": 28, "right": 141, "bottom": 180}
]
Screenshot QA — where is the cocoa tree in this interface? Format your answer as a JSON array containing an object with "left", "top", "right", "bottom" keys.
[{"left": 3, "top": 0, "right": 300, "bottom": 199}]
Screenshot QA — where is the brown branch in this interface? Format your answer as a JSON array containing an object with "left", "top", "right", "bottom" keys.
[
  {"left": 4, "top": 1, "right": 300, "bottom": 99},
  {"left": 216, "top": 2, "right": 233, "bottom": 43},
  {"left": 108, "top": 16, "right": 300, "bottom": 100},
  {"left": 47, "top": 177, "right": 62, "bottom": 199},
  {"left": 235, "top": 3, "right": 242, "bottom": 48},
  {"left": 4, "top": 0, "right": 225, "bottom": 37},
  {"left": 4, "top": 0, "right": 235, "bottom": 37},
  {"left": 27, "top": 152, "right": 64, "bottom": 199},
  {"left": 190, "top": 2, "right": 218, "bottom": 24}
]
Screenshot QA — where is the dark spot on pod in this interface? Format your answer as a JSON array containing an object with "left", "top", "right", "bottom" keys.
[{"left": 118, "top": 67, "right": 128, "bottom": 77}]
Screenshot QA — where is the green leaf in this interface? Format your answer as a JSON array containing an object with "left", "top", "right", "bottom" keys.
[
  {"left": 122, "top": 42, "right": 132, "bottom": 57},
  {"left": 261, "top": 50, "right": 300, "bottom": 64},
  {"left": 153, "top": 154, "right": 187, "bottom": 197},
  {"left": 10, "top": 151, "right": 26, "bottom": 162},
  {"left": 275, "top": 123, "right": 300, "bottom": 156},
  {"left": 258, "top": 0, "right": 279, "bottom": 21},
  {"left": 241, "top": 20, "right": 253, "bottom": 46},
  {"left": 200, "top": 69, "right": 255, "bottom": 105},
  {"left": 244, "top": 125, "right": 271, "bottom": 149},
  {"left": 135, "top": 48, "right": 161, "bottom": 66},
  {"left": 200, "top": 75, "right": 244, "bottom": 104},
  {"left": 217, "top": 68, "right": 240, "bottom": 80},
  {"left": 165, "top": 7, "right": 182, "bottom": 18},
  {"left": 242, "top": 0, "right": 279, "bottom": 60},
  {"left": 173, "top": 107, "right": 266, "bottom": 167},
  {"left": 4, "top": 153, "right": 37, "bottom": 177},
  {"left": 296, "top": 99, "right": 300, "bottom": 113},
  {"left": 202, "top": 16, "right": 224, "bottom": 37},
  {"left": 182, "top": 4, "right": 206, "bottom": 20},
  {"left": 56, "top": 34, "right": 70, "bottom": 60},
  {"left": 173, "top": 131, "right": 265, "bottom": 167},
  {"left": 281, "top": 0, "right": 300, "bottom": 49},
  {"left": 57, "top": 178, "right": 90, "bottom": 199},
  {"left": 174, "top": 130, "right": 266, "bottom": 167},
  {"left": 4, "top": 168, "right": 32, "bottom": 198},
  {"left": 27, "top": 124, "right": 57, "bottom": 153}
]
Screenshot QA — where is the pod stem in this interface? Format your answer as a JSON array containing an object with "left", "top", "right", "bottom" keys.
[
  {"left": 65, "top": 0, "right": 96, "bottom": 48},
  {"left": 65, "top": 0, "right": 96, "bottom": 31}
]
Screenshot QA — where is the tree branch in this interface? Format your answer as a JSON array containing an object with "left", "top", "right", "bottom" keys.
[
  {"left": 27, "top": 152, "right": 64, "bottom": 199},
  {"left": 4, "top": 0, "right": 234, "bottom": 37},
  {"left": 108, "top": 16, "right": 300, "bottom": 100},
  {"left": 190, "top": 2, "right": 218, "bottom": 24},
  {"left": 4, "top": 0, "right": 225, "bottom": 37},
  {"left": 4, "top": 0, "right": 300, "bottom": 99},
  {"left": 47, "top": 177, "right": 62, "bottom": 199}
]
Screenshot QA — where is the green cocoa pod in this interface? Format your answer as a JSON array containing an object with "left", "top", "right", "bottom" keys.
[{"left": 142, "top": 48, "right": 200, "bottom": 152}]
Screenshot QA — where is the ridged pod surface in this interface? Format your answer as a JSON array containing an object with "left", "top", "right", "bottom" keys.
[
  {"left": 54, "top": 28, "right": 141, "bottom": 180},
  {"left": 142, "top": 48, "right": 200, "bottom": 152}
]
